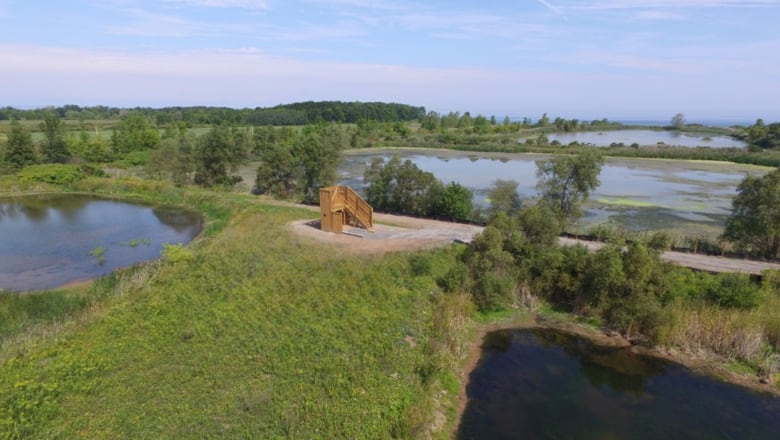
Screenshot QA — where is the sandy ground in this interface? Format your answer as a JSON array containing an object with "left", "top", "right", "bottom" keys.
[{"left": 287, "top": 211, "right": 483, "bottom": 254}]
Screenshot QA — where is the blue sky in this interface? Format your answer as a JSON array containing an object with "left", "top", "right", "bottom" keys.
[{"left": 1, "top": 0, "right": 779, "bottom": 121}]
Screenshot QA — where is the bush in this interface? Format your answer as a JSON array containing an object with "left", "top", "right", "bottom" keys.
[
  {"left": 471, "top": 271, "right": 515, "bottom": 312},
  {"left": 437, "top": 262, "right": 469, "bottom": 293},
  {"left": 408, "top": 254, "right": 432, "bottom": 276},
  {"left": 16, "top": 164, "right": 85, "bottom": 185},
  {"left": 78, "top": 164, "right": 107, "bottom": 177},
  {"left": 119, "top": 150, "right": 151, "bottom": 167},
  {"left": 161, "top": 243, "right": 194, "bottom": 264},
  {"left": 706, "top": 273, "right": 763, "bottom": 309},
  {"left": 648, "top": 231, "right": 673, "bottom": 251}
]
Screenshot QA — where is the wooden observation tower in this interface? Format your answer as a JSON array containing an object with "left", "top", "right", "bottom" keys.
[{"left": 319, "top": 186, "right": 374, "bottom": 233}]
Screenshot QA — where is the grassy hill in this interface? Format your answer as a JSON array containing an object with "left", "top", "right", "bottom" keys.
[{"left": 0, "top": 181, "right": 469, "bottom": 438}]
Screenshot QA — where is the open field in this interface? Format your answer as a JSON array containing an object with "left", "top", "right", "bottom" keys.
[{"left": 0, "top": 181, "right": 469, "bottom": 438}]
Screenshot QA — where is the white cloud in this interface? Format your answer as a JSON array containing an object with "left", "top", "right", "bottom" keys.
[
  {"left": 536, "top": 0, "right": 563, "bottom": 15},
  {"left": 562, "top": 48, "right": 703, "bottom": 74},
  {"left": 103, "top": 8, "right": 218, "bottom": 37},
  {"left": 162, "top": 0, "right": 269, "bottom": 9},
  {"left": 565, "top": 0, "right": 779, "bottom": 10},
  {"left": 304, "top": 0, "right": 404, "bottom": 9},
  {"left": 1, "top": 44, "right": 777, "bottom": 120},
  {"left": 632, "top": 10, "right": 686, "bottom": 20},
  {"left": 0, "top": 44, "right": 512, "bottom": 108}
]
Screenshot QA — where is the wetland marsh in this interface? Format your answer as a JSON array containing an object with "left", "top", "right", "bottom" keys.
[{"left": 339, "top": 149, "right": 769, "bottom": 236}]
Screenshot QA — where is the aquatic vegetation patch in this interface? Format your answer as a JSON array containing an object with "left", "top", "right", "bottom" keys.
[{"left": 595, "top": 197, "right": 660, "bottom": 208}]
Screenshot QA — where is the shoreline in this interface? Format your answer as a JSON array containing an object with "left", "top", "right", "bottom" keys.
[
  {"left": 343, "top": 146, "right": 774, "bottom": 173},
  {"left": 453, "top": 313, "right": 780, "bottom": 436}
]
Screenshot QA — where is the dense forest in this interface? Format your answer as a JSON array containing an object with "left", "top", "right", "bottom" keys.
[{"left": 0, "top": 101, "right": 426, "bottom": 126}]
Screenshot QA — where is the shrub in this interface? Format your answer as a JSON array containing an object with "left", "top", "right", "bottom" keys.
[
  {"left": 437, "top": 262, "right": 469, "bottom": 293},
  {"left": 706, "top": 272, "right": 762, "bottom": 309},
  {"left": 408, "top": 254, "right": 432, "bottom": 276},
  {"left": 648, "top": 231, "right": 673, "bottom": 251},
  {"left": 119, "top": 150, "right": 151, "bottom": 167},
  {"left": 16, "top": 164, "right": 85, "bottom": 185},
  {"left": 471, "top": 271, "right": 515, "bottom": 312},
  {"left": 161, "top": 243, "right": 194, "bottom": 264}
]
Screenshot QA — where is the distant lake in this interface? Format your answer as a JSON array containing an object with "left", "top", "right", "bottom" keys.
[
  {"left": 0, "top": 194, "right": 202, "bottom": 292},
  {"left": 458, "top": 328, "right": 780, "bottom": 439},
  {"left": 339, "top": 149, "right": 769, "bottom": 235},
  {"left": 534, "top": 130, "right": 746, "bottom": 149}
]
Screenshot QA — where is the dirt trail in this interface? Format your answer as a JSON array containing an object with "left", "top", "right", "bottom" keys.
[
  {"left": 288, "top": 212, "right": 482, "bottom": 254},
  {"left": 281, "top": 200, "right": 780, "bottom": 274},
  {"left": 559, "top": 237, "right": 780, "bottom": 275}
]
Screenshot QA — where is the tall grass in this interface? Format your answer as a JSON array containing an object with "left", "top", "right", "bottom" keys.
[
  {"left": 0, "top": 183, "right": 464, "bottom": 438},
  {"left": 661, "top": 301, "right": 766, "bottom": 363}
]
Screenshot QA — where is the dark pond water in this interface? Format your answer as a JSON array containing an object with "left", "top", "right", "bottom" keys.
[
  {"left": 0, "top": 194, "right": 202, "bottom": 292},
  {"left": 537, "top": 130, "right": 747, "bottom": 149},
  {"left": 458, "top": 328, "right": 780, "bottom": 439}
]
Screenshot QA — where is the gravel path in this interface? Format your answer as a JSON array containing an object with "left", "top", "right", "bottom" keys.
[
  {"left": 559, "top": 237, "right": 780, "bottom": 275},
  {"left": 282, "top": 200, "right": 780, "bottom": 274}
]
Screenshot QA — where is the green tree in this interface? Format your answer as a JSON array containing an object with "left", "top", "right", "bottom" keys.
[
  {"left": 65, "top": 132, "right": 112, "bottom": 162},
  {"left": 3, "top": 119, "right": 37, "bottom": 168},
  {"left": 517, "top": 202, "right": 562, "bottom": 248},
  {"left": 486, "top": 179, "right": 522, "bottom": 217},
  {"left": 111, "top": 114, "right": 161, "bottom": 154},
  {"left": 365, "top": 155, "right": 441, "bottom": 216},
  {"left": 146, "top": 133, "right": 196, "bottom": 185},
  {"left": 462, "top": 226, "right": 517, "bottom": 311},
  {"left": 722, "top": 168, "right": 780, "bottom": 259},
  {"left": 254, "top": 143, "right": 299, "bottom": 199},
  {"left": 253, "top": 123, "right": 346, "bottom": 202},
  {"left": 670, "top": 113, "right": 685, "bottom": 129},
  {"left": 294, "top": 123, "right": 348, "bottom": 203},
  {"left": 193, "top": 125, "right": 247, "bottom": 187},
  {"left": 39, "top": 112, "right": 69, "bottom": 163},
  {"left": 535, "top": 151, "right": 604, "bottom": 224},
  {"left": 431, "top": 182, "right": 473, "bottom": 221}
]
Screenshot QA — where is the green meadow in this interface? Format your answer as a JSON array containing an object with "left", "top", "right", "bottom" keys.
[{"left": 0, "top": 178, "right": 469, "bottom": 438}]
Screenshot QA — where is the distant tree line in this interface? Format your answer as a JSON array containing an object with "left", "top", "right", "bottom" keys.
[
  {"left": 738, "top": 119, "right": 780, "bottom": 150},
  {"left": 418, "top": 110, "right": 621, "bottom": 135},
  {"left": 0, "top": 101, "right": 426, "bottom": 126}
]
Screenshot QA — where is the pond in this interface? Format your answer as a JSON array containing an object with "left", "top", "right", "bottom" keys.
[
  {"left": 536, "top": 129, "right": 747, "bottom": 149},
  {"left": 0, "top": 194, "right": 202, "bottom": 292},
  {"left": 339, "top": 149, "right": 769, "bottom": 235},
  {"left": 458, "top": 328, "right": 780, "bottom": 439}
]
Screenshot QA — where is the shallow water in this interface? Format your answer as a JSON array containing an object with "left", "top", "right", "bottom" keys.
[
  {"left": 0, "top": 194, "right": 202, "bottom": 291},
  {"left": 339, "top": 150, "right": 766, "bottom": 233},
  {"left": 458, "top": 328, "right": 780, "bottom": 439},
  {"left": 538, "top": 129, "right": 747, "bottom": 148}
]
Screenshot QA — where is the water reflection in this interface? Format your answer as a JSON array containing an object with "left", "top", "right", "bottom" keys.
[
  {"left": 0, "top": 194, "right": 202, "bottom": 292},
  {"left": 339, "top": 150, "right": 765, "bottom": 233},
  {"left": 540, "top": 130, "right": 747, "bottom": 149},
  {"left": 459, "top": 328, "right": 780, "bottom": 440}
]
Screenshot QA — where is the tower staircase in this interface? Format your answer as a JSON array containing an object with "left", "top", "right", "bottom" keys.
[{"left": 319, "top": 185, "right": 374, "bottom": 233}]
